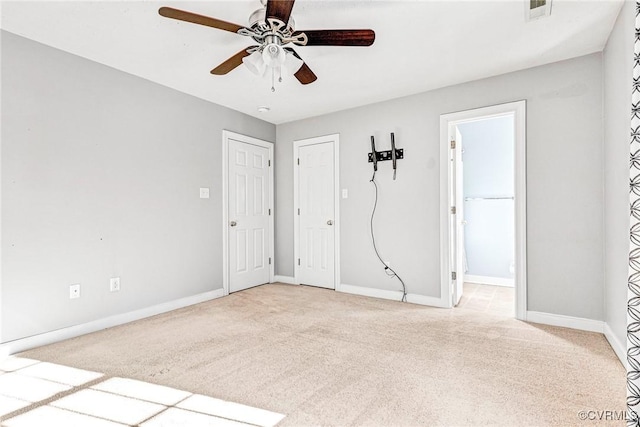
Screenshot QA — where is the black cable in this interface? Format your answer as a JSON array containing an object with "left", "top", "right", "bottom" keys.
[{"left": 370, "top": 170, "right": 407, "bottom": 302}]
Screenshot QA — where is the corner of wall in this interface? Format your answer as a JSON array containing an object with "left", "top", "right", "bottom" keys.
[
  {"left": 605, "top": 321, "right": 627, "bottom": 368},
  {"left": 602, "top": 0, "right": 635, "bottom": 367}
]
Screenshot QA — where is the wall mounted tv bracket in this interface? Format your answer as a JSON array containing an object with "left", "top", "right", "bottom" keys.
[{"left": 368, "top": 133, "right": 403, "bottom": 179}]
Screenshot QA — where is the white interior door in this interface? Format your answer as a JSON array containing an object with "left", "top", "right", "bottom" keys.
[
  {"left": 228, "top": 137, "right": 271, "bottom": 293},
  {"left": 451, "top": 127, "right": 465, "bottom": 305},
  {"left": 296, "top": 140, "right": 336, "bottom": 289}
]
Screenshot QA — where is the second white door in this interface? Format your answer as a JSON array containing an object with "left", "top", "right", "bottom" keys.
[{"left": 296, "top": 137, "right": 337, "bottom": 289}]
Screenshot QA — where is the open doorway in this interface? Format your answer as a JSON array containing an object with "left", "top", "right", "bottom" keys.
[
  {"left": 440, "top": 101, "right": 526, "bottom": 319},
  {"left": 457, "top": 116, "right": 515, "bottom": 316}
]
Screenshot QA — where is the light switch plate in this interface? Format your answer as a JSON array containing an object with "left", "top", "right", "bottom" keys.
[
  {"left": 199, "top": 188, "right": 210, "bottom": 199},
  {"left": 342, "top": 189, "right": 348, "bottom": 199},
  {"left": 69, "top": 284, "right": 80, "bottom": 299}
]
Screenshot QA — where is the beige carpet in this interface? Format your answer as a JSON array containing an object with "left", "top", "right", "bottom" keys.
[{"left": 21, "top": 283, "right": 624, "bottom": 426}]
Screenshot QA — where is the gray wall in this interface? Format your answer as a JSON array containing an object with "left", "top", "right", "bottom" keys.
[
  {"left": 276, "top": 53, "right": 604, "bottom": 320},
  {"left": 604, "top": 1, "right": 634, "bottom": 350},
  {"left": 458, "top": 117, "right": 515, "bottom": 279},
  {"left": 1, "top": 31, "right": 275, "bottom": 342}
]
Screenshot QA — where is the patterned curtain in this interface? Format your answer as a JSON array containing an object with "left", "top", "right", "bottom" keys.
[{"left": 630, "top": 2, "right": 640, "bottom": 425}]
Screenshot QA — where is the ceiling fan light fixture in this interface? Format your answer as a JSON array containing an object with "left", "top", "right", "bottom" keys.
[
  {"left": 262, "top": 43, "right": 286, "bottom": 67},
  {"left": 242, "top": 50, "right": 266, "bottom": 75}
]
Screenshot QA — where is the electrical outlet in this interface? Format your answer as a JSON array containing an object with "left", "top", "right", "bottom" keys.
[
  {"left": 69, "top": 284, "right": 80, "bottom": 299},
  {"left": 110, "top": 277, "right": 120, "bottom": 292},
  {"left": 199, "top": 188, "right": 210, "bottom": 199}
]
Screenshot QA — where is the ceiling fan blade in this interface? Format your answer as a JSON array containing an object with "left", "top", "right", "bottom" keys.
[
  {"left": 285, "top": 48, "right": 317, "bottom": 85},
  {"left": 292, "top": 29, "right": 375, "bottom": 46},
  {"left": 265, "top": 0, "right": 296, "bottom": 24},
  {"left": 211, "top": 47, "right": 258, "bottom": 75},
  {"left": 159, "top": 7, "right": 246, "bottom": 34}
]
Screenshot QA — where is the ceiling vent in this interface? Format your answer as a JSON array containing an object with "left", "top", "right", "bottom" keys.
[{"left": 525, "top": 0, "right": 552, "bottom": 21}]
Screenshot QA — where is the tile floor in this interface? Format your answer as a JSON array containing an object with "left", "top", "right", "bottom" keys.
[
  {"left": 0, "top": 357, "right": 285, "bottom": 427},
  {"left": 456, "top": 282, "right": 515, "bottom": 316}
]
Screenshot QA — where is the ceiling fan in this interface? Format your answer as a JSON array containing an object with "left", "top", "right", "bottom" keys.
[{"left": 158, "top": 0, "right": 375, "bottom": 90}]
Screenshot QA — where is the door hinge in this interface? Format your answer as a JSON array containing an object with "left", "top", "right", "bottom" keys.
[
  {"left": 451, "top": 206, "right": 456, "bottom": 215},
  {"left": 269, "top": 257, "right": 272, "bottom": 265},
  {"left": 268, "top": 160, "right": 271, "bottom": 167},
  {"left": 298, "top": 208, "right": 300, "bottom": 215},
  {"left": 268, "top": 208, "right": 271, "bottom": 215},
  {"left": 451, "top": 271, "right": 457, "bottom": 280},
  {"left": 298, "top": 258, "right": 301, "bottom": 266},
  {"left": 450, "top": 140, "right": 456, "bottom": 149},
  {"left": 297, "top": 158, "right": 300, "bottom": 165}
]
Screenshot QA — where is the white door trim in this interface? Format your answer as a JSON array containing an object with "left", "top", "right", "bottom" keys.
[
  {"left": 439, "top": 101, "right": 527, "bottom": 320},
  {"left": 293, "top": 134, "right": 341, "bottom": 290},
  {"left": 222, "top": 130, "right": 274, "bottom": 296}
]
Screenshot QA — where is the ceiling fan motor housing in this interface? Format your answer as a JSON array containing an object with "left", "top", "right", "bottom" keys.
[{"left": 248, "top": 7, "right": 295, "bottom": 38}]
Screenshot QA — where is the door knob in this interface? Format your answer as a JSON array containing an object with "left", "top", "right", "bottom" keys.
[
  {"left": 230, "top": 221, "right": 237, "bottom": 227},
  {"left": 327, "top": 220, "right": 333, "bottom": 226}
]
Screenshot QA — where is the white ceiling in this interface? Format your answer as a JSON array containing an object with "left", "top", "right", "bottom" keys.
[{"left": 1, "top": 0, "right": 624, "bottom": 124}]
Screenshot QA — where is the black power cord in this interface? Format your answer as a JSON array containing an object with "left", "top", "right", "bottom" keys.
[{"left": 370, "top": 170, "right": 407, "bottom": 302}]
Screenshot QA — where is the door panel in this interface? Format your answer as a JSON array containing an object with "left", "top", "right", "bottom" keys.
[
  {"left": 254, "top": 176, "right": 265, "bottom": 215},
  {"left": 229, "top": 138, "right": 270, "bottom": 293},
  {"left": 235, "top": 229, "right": 248, "bottom": 273},
  {"left": 297, "top": 142, "right": 335, "bottom": 289},
  {"left": 253, "top": 228, "right": 264, "bottom": 269}
]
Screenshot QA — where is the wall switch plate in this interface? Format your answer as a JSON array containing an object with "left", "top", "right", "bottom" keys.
[
  {"left": 69, "top": 284, "right": 80, "bottom": 299},
  {"left": 199, "top": 188, "right": 210, "bottom": 199},
  {"left": 110, "top": 277, "right": 120, "bottom": 292},
  {"left": 342, "top": 189, "right": 348, "bottom": 199}
]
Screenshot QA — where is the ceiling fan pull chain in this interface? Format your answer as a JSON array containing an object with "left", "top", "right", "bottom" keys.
[
  {"left": 271, "top": 67, "right": 275, "bottom": 92},
  {"left": 278, "top": 66, "right": 283, "bottom": 83}
]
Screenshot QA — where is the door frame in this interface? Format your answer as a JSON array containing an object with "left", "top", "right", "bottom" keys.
[
  {"left": 439, "top": 101, "right": 527, "bottom": 320},
  {"left": 293, "top": 134, "right": 341, "bottom": 289},
  {"left": 222, "top": 130, "right": 274, "bottom": 296}
]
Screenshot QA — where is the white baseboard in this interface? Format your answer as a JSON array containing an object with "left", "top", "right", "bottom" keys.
[
  {"left": 339, "top": 284, "right": 403, "bottom": 301},
  {"left": 0, "top": 288, "right": 225, "bottom": 357},
  {"left": 339, "top": 284, "right": 448, "bottom": 308},
  {"left": 273, "top": 275, "right": 297, "bottom": 285},
  {"left": 465, "top": 275, "right": 514, "bottom": 287},
  {"left": 525, "top": 310, "right": 604, "bottom": 333},
  {"left": 604, "top": 322, "right": 626, "bottom": 368},
  {"left": 406, "top": 293, "right": 449, "bottom": 307}
]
